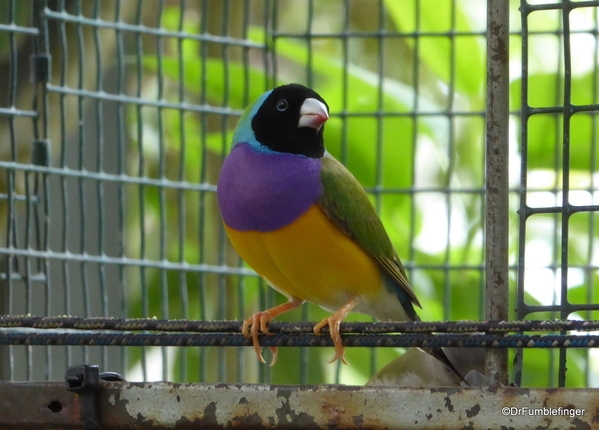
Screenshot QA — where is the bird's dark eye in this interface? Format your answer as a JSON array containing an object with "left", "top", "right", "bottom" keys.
[{"left": 276, "top": 99, "right": 288, "bottom": 111}]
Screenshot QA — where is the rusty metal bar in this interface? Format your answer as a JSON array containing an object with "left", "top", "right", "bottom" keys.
[
  {"left": 2, "top": 381, "right": 598, "bottom": 429},
  {"left": 485, "top": 0, "right": 510, "bottom": 386}
]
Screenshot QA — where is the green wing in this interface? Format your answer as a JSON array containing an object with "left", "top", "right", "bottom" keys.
[{"left": 317, "top": 153, "right": 421, "bottom": 308}]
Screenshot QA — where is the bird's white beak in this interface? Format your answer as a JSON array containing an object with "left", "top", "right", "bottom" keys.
[{"left": 298, "top": 98, "right": 329, "bottom": 131}]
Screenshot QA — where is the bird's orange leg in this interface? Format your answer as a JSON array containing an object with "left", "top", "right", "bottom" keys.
[
  {"left": 313, "top": 297, "right": 359, "bottom": 365},
  {"left": 242, "top": 296, "right": 304, "bottom": 366}
]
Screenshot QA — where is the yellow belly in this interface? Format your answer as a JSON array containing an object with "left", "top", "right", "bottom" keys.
[{"left": 224, "top": 205, "right": 382, "bottom": 310}]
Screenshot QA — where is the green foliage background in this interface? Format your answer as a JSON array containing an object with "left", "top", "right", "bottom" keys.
[
  {"left": 120, "top": 1, "right": 599, "bottom": 387},
  {"left": 2, "top": 0, "right": 597, "bottom": 387}
]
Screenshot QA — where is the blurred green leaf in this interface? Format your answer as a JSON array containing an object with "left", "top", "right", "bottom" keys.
[
  {"left": 0, "top": 2, "right": 30, "bottom": 58},
  {"left": 145, "top": 55, "right": 268, "bottom": 111},
  {"left": 384, "top": 0, "right": 485, "bottom": 97},
  {"left": 510, "top": 72, "right": 599, "bottom": 173}
]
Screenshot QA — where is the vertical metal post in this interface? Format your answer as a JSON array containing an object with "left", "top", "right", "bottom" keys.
[
  {"left": 0, "top": 258, "right": 9, "bottom": 380},
  {"left": 485, "top": 0, "right": 509, "bottom": 386}
]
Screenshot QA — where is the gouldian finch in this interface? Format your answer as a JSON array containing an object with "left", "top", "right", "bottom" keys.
[
  {"left": 367, "top": 348, "right": 486, "bottom": 387},
  {"left": 217, "top": 83, "right": 451, "bottom": 369}
]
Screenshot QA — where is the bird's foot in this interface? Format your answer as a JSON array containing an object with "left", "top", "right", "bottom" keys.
[
  {"left": 241, "top": 297, "right": 305, "bottom": 366},
  {"left": 242, "top": 312, "right": 278, "bottom": 365},
  {"left": 313, "top": 297, "right": 360, "bottom": 365},
  {"left": 314, "top": 316, "right": 349, "bottom": 365}
]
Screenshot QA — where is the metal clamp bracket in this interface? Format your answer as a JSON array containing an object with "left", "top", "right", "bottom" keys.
[{"left": 65, "top": 364, "right": 112, "bottom": 430}]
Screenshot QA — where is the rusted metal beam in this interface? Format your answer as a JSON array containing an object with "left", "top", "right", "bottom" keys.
[
  {"left": 485, "top": 0, "right": 510, "bottom": 386},
  {"left": 0, "top": 381, "right": 82, "bottom": 429},
  {"left": 2, "top": 381, "right": 598, "bottom": 429}
]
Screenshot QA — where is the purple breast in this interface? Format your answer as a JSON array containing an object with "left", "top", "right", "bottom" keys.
[{"left": 217, "top": 143, "right": 323, "bottom": 232}]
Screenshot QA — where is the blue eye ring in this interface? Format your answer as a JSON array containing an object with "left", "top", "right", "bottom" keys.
[{"left": 276, "top": 99, "right": 288, "bottom": 111}]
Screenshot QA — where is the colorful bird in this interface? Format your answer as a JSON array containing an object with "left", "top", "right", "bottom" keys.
[{"left": 217, "top": 84, "right": 453, "bottom": 371}]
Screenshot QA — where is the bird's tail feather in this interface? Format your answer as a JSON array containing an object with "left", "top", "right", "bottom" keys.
[
  {"left": 411, "top": 315, "right": 469, "bottom": 385},
  {"left": 423, "top": 346, "right": 469, "bottom": 385}
]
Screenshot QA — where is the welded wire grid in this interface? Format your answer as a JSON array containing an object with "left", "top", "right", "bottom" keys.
[
  {"left": 515, "top": 0, "right": 599, "bottom": 388},
  {"left": 0, "top": 0, "right": 488, "bottom": 385},
  {"left": 0, "top": 0, "right": 595, "bottom": 388}
]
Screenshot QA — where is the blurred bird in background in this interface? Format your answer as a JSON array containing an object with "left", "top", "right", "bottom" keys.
[
  {"left": 217, "top": 84, "right": 462, "bottom": 380},
  {"left": 367, "top": 348, "right": 487, "bottom": 387}
]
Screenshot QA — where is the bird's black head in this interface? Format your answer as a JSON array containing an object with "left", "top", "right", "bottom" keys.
[{"left": 252, "top": 83, "right": 329, "bottom": 158}]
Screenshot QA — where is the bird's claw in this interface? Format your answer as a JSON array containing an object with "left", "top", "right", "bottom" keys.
[
  {"left": 314, "top": 316, "right": 349, "bottom": 365},
  {"left": 242, "top": 312, "right": 278, "bottom": 366}
]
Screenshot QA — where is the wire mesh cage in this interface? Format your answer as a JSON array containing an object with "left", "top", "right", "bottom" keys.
[
  {"left": 0, "top": 0, "right": 598, "bottom": 396},
  {"left": 515, "top": 0, "right": 599, "bottom": 388}
]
